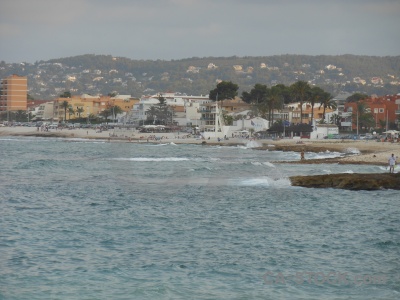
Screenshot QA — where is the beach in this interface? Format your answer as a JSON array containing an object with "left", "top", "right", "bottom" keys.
[{"left": 1, "top": 126, "right": 399, "bottom": 166}]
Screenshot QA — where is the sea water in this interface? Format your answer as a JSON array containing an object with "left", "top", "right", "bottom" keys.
[{"left": 0, "top": 137, "right": 399, "bottom": 300}]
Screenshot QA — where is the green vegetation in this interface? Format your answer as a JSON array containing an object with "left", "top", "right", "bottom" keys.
[{"left": 0, "top": 54, "right": 398, "bottom": 100}]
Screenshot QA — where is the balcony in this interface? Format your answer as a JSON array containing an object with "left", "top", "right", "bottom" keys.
[{"left": 340, "top": 112, "right": 352, "bottom": 117}]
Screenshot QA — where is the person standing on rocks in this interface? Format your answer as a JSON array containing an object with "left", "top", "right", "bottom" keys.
[
  {"left": 300, "top": 149, "right": 305, "bottom": 161},
  {"left": 388, "top": 153, "right": 396, "bottom": 173}
]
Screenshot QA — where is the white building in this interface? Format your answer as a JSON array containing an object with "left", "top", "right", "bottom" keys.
[{"left": 130, "top": 92, "right": 211, "bottom": 126}]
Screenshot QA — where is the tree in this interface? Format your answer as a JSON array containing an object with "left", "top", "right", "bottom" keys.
[
  {"left": 146, "top": 96, "right": 174, "bottom": 125},
  {"left": 274, "top": 84, "right": 292, "bottom": 104},
  {"left": 109, "top": 105, "right": 123, "bottom": 122},
  {"left": 223, "top": 114, "right": 233, "bottom": 125},
  {"left": 319, "top": 92, "right": 336, "bottom": 122},
  {"left": 76, "top": 107, "right": 84, "bottom": 119},
  {"left": 100, "top": 105, "right": 122, "bottom": 122},
  {"left": 267, "top": 85, "right": 284, "bottom": 124},
  {"left": 309, "top": 86, "right": 325, "bottom": 125},
  {"left": 68, "top": 107, "right": 75, "bottom": 120},
  {"left": 61, "top": 101, "right": 69, "bottom": 121},
  {"left": 100, "top": 109, "right": 112, "bottom": 121},
  {"left": 346, "top": 93, "right": 368, "bottom": 103},
  {"left": 15, "top": 110, "right": 26, "bottom": 122},
  {"left": 290, "top": 81, "right": 311, "bottom": 124},
  {"left": 59, "top": 91, "right": 72, "bottom": 98},
  {"left": 241, "top": 84, "right": 269, "bottom": 118},
  {"left": 330, "top": 113, "right": 341, "bottom": 127},
  {"left": 209, "top": 81, "right": 238, "bottom": 101},
  {"left": 353, "top": 102, "right": 374, "bottom": 132}
]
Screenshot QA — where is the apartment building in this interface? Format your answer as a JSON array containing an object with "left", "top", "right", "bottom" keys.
[{"left": 0, "top": 75, "right": 28, "bottom": 112}]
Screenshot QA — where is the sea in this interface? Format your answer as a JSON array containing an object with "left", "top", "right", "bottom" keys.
[{"left": 0, "top": 136, "right": 399, "bottom": 300}]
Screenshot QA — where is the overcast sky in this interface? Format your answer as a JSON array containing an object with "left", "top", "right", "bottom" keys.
[{"left": 1, "top": 0, "right": 399, "bottom": 63}]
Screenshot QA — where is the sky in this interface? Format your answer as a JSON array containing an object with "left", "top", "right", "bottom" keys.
[{"left": 1, "top": 0, "right": 399, "bottom": 63}]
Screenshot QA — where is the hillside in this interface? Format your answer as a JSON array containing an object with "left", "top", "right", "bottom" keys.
[{"left": 1, "top": 54, "right": 399, "bottom": 100}]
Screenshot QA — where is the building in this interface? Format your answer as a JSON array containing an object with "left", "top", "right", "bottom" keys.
[
  {"left": 342, "top": 94, "right": 399, "bottom": 131},
  {"left": 53, "top": 94, "right": 139, "bottom": 122},
  {"left": 130, "top": 92, "right": 211, "bottom": 126},
  {"left": 0, "top": 75, "right": 28, "bottom": 112},
  {"left": 286, "top": 102, "right": 336, "bottom": 125}
]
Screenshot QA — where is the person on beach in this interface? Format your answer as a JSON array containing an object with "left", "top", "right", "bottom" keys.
[{"left": 388, "top": 153, "right": 396, "bottom": 173}]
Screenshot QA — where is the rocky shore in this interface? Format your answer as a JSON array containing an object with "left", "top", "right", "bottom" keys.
[{"left": 290, "top": 173, "right": 400, "bottom": 190}]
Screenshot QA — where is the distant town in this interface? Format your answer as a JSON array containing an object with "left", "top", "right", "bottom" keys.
[{"left": 1, "top": 70, "right": 399, "bottom": 140}]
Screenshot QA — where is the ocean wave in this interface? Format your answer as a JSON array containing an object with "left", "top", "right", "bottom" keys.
[
  {"left": 112, "top": 157, "right": 190, "bottom": 162},
  {"left": 231, "top": 176, "right": 291, "bottom": 187},
  {"left": 345, "top": 147, "right": 361, "bottom": 154}
]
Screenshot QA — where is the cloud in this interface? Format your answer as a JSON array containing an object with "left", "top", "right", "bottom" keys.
[{"left": 0, "top": 0, "right": 399, "bottom": 63}]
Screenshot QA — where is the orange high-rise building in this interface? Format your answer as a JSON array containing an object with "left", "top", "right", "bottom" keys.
[{"left": 0, "top": 75, "right": 28, "bottom": 112}]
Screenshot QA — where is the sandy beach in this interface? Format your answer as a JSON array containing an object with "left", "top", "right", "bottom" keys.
[{"left": 1, "top": 126, "right": 399, "bottom": 166}]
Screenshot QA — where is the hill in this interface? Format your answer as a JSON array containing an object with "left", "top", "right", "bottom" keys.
[{"left": 1, "top": 54, "right": 399, "bottom": 99}]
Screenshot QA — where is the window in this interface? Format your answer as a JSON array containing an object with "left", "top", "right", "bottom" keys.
[{"left": 379, "top": 108, "right": 384, "bottom": 113}]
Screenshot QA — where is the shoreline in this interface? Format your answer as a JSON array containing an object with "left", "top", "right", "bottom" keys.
[{"left": 1, "top": 126, "right": 399, "bottom": 166}]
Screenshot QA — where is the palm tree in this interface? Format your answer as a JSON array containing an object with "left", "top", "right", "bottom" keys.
[
  {"left": 61, "top": 101, "right": 69, "bottom": 122},
  {"left": 68, "top": 107, "right": 75, "bottom": 120},
  {"left": 267, "top": 86, "right": 282, "bottom": 124},
  {"left": 354, "top": 102, "right": 374, "bottom": 132},
  {"left": 290, "top": 81, "right": 311, "bottom": 124},
  {"left": 309, "top": 86, "right": 325, "bottom": 126},
  {"left": 319, "top": 92, "right": 336, "bottom": 123},
  {"left": 76, "top": 107, "right": 84, "bottom": 119}
]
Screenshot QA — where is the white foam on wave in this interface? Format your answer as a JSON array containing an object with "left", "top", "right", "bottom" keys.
[
  {"left": 345, "top": 147, "right": 360, "bottom": 154},
  {"left": 309, "top": 151, "right": 343, "bottom": 159},
  {"left": 263, "top": 162, "right": 276, "bottom": 168},
  {"left": 233, "top": 176, "right": 291, "bottom": 187},
  {"left": 113, "top": 157, "right": 189, "bottom": 162},
  {"left": 246, "top": 140, "right": 262, "bottom": 148},
  {"left": 343, "top": 170, "right": 354, "bottom": 174}
]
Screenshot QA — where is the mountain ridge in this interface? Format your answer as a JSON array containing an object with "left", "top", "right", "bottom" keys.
[{"left": 1, "top": 54, "right": 399, "bottom": 100}]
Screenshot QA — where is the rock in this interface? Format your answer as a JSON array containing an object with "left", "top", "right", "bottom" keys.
[{"left": 290, "top": 173, "right": 400, "bottom": 190}]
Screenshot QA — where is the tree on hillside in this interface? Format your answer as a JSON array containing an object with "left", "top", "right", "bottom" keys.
[
  {"left": 209, "top": 81, "right": 238, "bottom": 101},
  {"left": 290, "top": 81, "right": 311, "bottom": 124}
]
